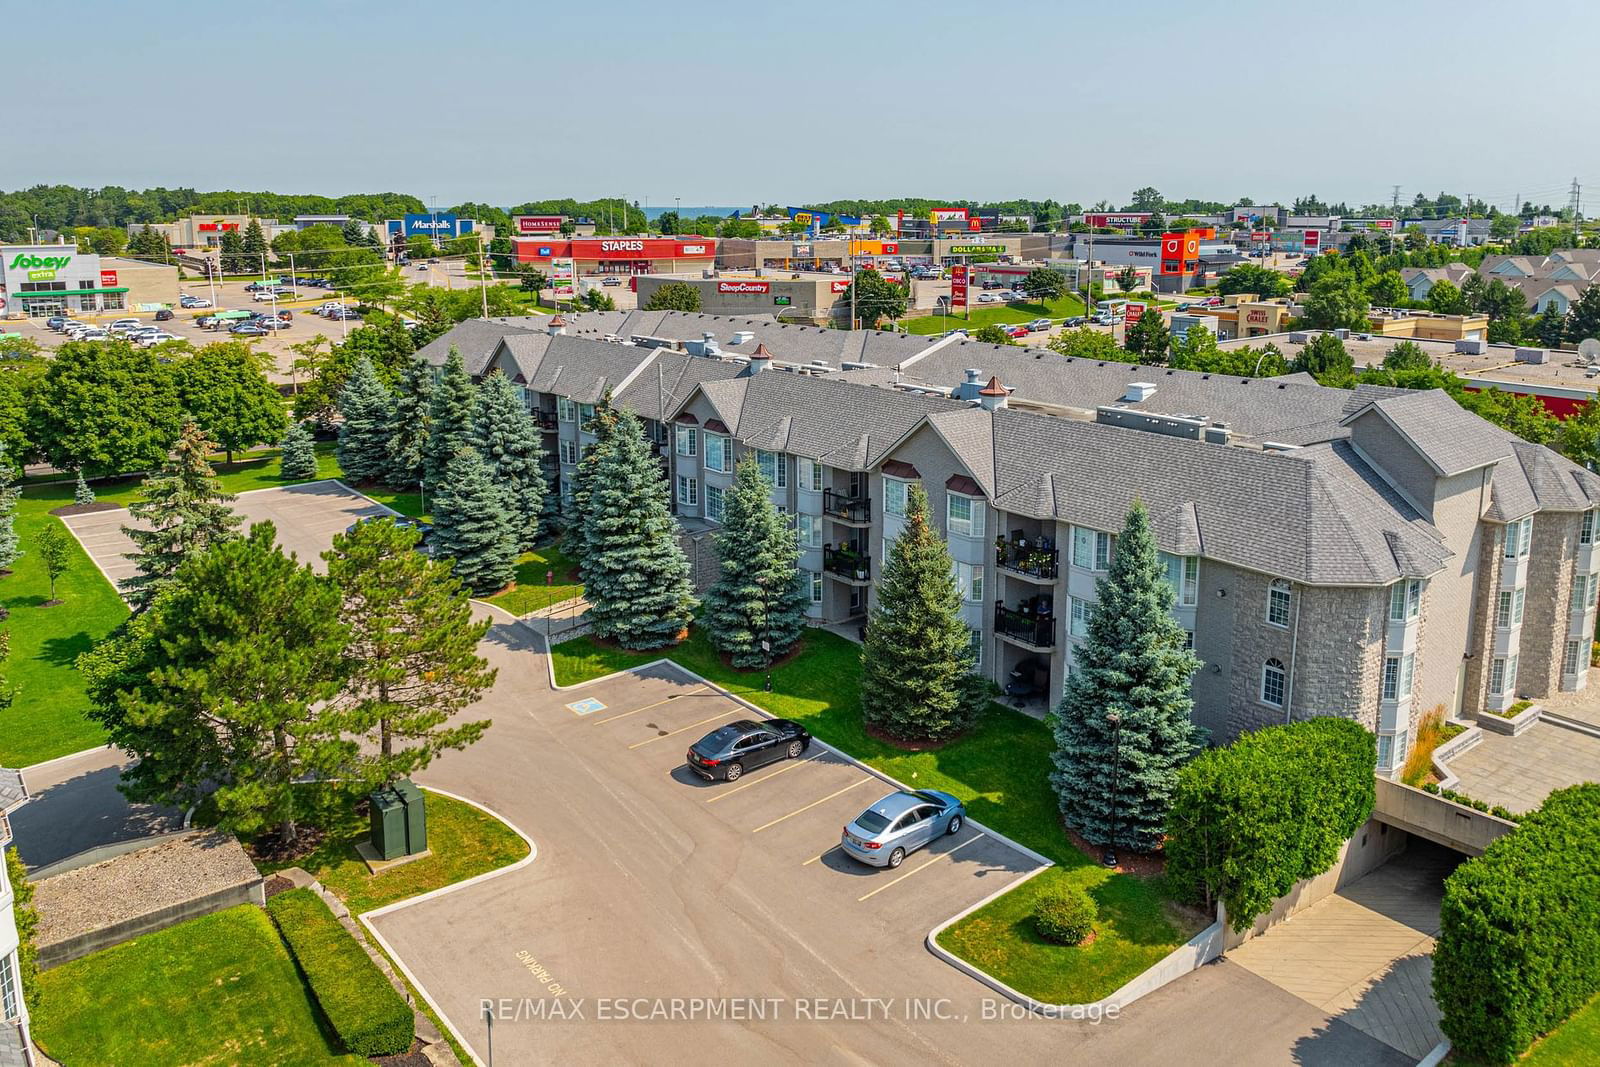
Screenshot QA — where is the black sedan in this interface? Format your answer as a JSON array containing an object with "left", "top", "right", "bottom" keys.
[{"left": 686, "top": 719, "right": 810, "bottom": 781}]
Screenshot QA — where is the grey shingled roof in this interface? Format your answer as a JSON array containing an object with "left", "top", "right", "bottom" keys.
[
  {"left": 416, "top": 317, "right": 540, "bottom": 375},
  {"left": 983, "top": 407, "right": 1451, "bottom": 586},
  {"left": 1341, "top": 390, "right": 1512, "bottom": 476},
  {"left": 677, "top": 369, "right": 966, "bottom": 470},
  {"left": 1486, "top": 438, "right": 1600, "bottom": 521}
]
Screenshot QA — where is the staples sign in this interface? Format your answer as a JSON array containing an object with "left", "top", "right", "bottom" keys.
[
  {"left": 600, "top": 240, "right": 646, "bottom": 253},
  {"left": 717, "top": 281, "right": 770, "bottom": 294}
]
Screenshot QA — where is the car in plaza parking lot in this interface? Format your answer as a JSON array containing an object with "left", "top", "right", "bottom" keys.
[
  {"left": 1065, "top": 315, "right": 1086, "bottom": 326},
  {"left": 685, "top": 718, "right": 811, "bottom": 782},
  {"left": 45, "top": 316, "right": 70, "bottom": 330},
  {"left": 75, "top": 328, "right": 109, "bottom": 341},
  {"left": 229, "top": 322, "right": 268, "bottom": 336},
  {"left": 255, "top": 317, "right": 291, "bottom": 330},
  {"left": 1026, "top": 318, "right": 1052, "bottom": 332},
  {"left": 841, "top": 790, "right": 966, "bottom": 869},
  {"left": 601, "top": 276, "right": 622, "bottom": 286},
  {"left": 976, "top": 292, "right": 998, "bottom": 303},
  {"left": 134, "top": 331, "right": 181, "bottom": 348},
  {"left": 1003, "top": 324, "right": 1030, "bottom": 338}
]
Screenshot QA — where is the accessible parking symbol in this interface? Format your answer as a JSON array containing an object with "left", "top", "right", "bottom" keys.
[{"left": 565, "top": 697, "right": 607, "bottom": 716}]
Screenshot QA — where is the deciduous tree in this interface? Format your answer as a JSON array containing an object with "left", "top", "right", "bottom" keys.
[
  {"left": 27, "top": 340, "right": 183, "bottom": 478},
  {"left": 36, "top": 522, "right": 71, "bottom": 605},
  {"left": 0, "top": 446, "right": 20, "bottom": 573},
  {"left": 838, "top": 268, "right": 907, "bottom": 327},
  {"left": 174, "top": 341, "right": 287, "bottom": 462},
  {"left": 642, "top": 282, "right": 702, "bottom": 313},
  {"left": 1124, "top": 309, "right": 1170, "bottom": 364}
]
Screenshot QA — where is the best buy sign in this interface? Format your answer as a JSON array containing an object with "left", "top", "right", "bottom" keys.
[{"left": 9, "top": 252, "right": 72, "bottom": 272}]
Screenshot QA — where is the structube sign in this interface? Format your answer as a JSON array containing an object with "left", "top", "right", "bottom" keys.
[{"left": 716, "top": 281, "right": 770, "bottom": 294}]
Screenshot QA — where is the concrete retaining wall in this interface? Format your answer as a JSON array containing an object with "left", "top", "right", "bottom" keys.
[
  {"left": 1222, "top": 815, "right": 1409, "bottom": 951},
  {"left": 39, "top": 878, "right": 265, "bottom": 969},
  {"left": 1373, "top": 776, "right": 1517, "bottom": 856}
]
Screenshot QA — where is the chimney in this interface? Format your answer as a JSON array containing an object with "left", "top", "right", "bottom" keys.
[
  {"left": 547, "top": 315, "right": 567, "bottom": 336},
  {"left": 1123, "top": 381, "right": 1157, "bottom": 402},
  {"left": 977, "top": 376, "right": 1009, "bottom": 411},
  {"left": 701, "top": 331, "right": 720, "bottom": 356},
  {"left": 745, "top": 343, "right": 773, "bottom": 375}
]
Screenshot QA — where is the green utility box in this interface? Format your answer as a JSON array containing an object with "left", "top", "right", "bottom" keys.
[
  {"left": 394, "top": 778, "right": 428, "bottom": 856},
  {"left": 368, "top": 786, "right": 406, "bottom": 861}
]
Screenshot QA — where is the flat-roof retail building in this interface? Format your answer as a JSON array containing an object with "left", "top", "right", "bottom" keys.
[
  {"left": 634, "top": 273, "right": 856, "bottom": 321},
  {"left": 514, "top": 236, "right": 718, "bottom": 278},
  {"left": 0, "top": 245, "right": 179, "bottom": 317}
]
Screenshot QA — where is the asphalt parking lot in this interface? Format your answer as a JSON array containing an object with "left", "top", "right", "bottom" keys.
[{"left": 59, "top": 479, "right": 393, "bottom": 592}]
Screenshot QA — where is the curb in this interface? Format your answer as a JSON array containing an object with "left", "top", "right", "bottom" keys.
[{"left": 358, "top": 787, "right": 539, "bottom": 1067}]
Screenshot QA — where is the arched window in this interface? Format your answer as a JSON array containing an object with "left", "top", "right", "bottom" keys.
[{"left": 1261, "top": 658, "right": 1287, "bottom": 707}]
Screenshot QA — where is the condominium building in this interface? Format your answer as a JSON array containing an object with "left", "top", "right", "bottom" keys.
[
  {"left": 0, "top": 768, "right": 30, "bottom": 1067},
  {"left": 419, "top": 310, "right": 1600, "bottom": 774}
]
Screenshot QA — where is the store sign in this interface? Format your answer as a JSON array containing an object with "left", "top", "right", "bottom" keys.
[
  {"left": 403, "top": 213, "right": 473, "bottom": 237},
  {"left": 1124, "top": 301, "right": 1146, "bottom": 322},
  {"left": 774, "top": 296, "right": 791, "bottom": 306},
  {"left": 950, "top": 264, "right": 969, "bottom": 308},
  {"left": 793, "top": 242, "right": 813, "bottom": 258},
  {"left": 26, "top": 269, "right": 55, "bottom": 281},
  {"left": 1303, "top": 229, "right": 1321, "bottom": 250},
  {"left": 1083, "top": 213, "right": 1151, "bottom": 228},
  {"left": 100, "top": 270, "right": 118, "bottom": 287},
  {"left": 9, "top": 252, "right": 71, "bottom": 271},
  {"left": 830, "top": 280, "right": 850, "bottom": 293},
  {"left": 717, "top": 281, "right": 770, "bottom": 294},
  {"left": 515, "top": 215, "right": 564, "bottom": 233},
  {"left": 551, "top": 258, "right": 575, "bottom": 298},
  {"left": 197, "top": 222, "right": 239, "bottom": 232},
  {"left": 600, "top": 239, "right": 646, "bottom": 253},
  {"left": 680, "top": 245, "right": 707, "bottom": 255},
  {"left": 1375, "top": 218, "right": 1396, "bottom": 231},
  {"left": 930, "top": 208, "right": 969, "bottom": 224},
  {"left": 1246, "top": 310, "right": 1269, "bottom": 324},
  {"left": 948, "top": 245, "right": 1002, "bottom": 255}
]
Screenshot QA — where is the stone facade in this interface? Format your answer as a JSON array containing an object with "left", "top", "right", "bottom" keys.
[{"left": 1520, "top": 511, "right": 1582, "bottom": 698}]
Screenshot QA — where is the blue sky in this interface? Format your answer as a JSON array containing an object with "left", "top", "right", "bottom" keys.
[{"left": 6, "top": 0, "right": 1599, "bottom": 213}]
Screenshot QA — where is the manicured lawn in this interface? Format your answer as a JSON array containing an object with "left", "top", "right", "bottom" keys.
[
  {"left": 901, "top": 292, "right": 1086, "bottom": 335},
  {"left": 2, "top": 445, "right": 345, "bottom": 767},
  {"left": 31, "top": 905, "right": 363, "bottom": 1066},
  {"left": 249, "top": 784, "right": 529, "bottom": 916},
  {"left": 487, "top": 542, "right": 582, "bottom": 615},
  {"left": 1524, "top": 991, "right": 1600, "bottom": 1066},
  {"left": 550, "top": 626, "right": 1203, "bottom": 1000}
]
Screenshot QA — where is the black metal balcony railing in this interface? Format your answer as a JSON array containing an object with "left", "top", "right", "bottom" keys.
[
  {"left": 822, "top": 489, "right": 872, "bottom": 524},
  {"left": 994, "top": 604, "right": 1055, "bottom": 648},
  {"left": 535, "top": 411, "right": 559, "bottom": 432},
  {"left": 996, "top": 541, "right": 1059, "bottom": 580},
  {"left": 823, "top": 546, "right": 872, "bottom": 582}
]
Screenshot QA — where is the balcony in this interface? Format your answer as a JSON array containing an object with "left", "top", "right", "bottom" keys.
[
  {"left": 823, "top": 546, "right": 872, "bottom": 585},
  {"left": 995, "top": 602, "right": 1055, "bottom": 651},
  {"left": 535, "top": 411, "right": 559, "bottom": 433},
  {"left": 996, "top": 538, "right": 1059, "bottom": 582},
  {"left": 822, "top": 489, "right": 872, "bottom": 526}
]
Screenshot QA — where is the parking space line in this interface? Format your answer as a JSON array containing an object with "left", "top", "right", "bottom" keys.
[
  {"left": 704, "top": 753, "right": 825, "bottom": 803},
  {"left": 857, "top": 832, "right": 988, "bottom": 902},
  {"left": 625, "top": 708, "right": 740, "bottom": 750},
  {"left": 802, "top": 848, "right": 832, "bottom": 866},
  {"left": 594, "top": 686, "right": 710, "bottom": 725},
  {"left": 750, "top": 778, "right": 872, "bottom": 834}
]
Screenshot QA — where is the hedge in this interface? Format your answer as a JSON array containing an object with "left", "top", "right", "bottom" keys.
[
  {"left": 1164, "top": 717, "right": 1375, "bottom": 932},
  {"left": 1433, "top": 783, "right": 1600, "bottom": 1064},
  {"left": 266, "top": 888, "right": 413, "bottom": 1057}
]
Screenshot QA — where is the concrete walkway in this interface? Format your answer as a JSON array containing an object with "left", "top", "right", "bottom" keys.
[
  {"left": 1447, "top": 721, "right": 1600, "bottom": 814},
  {"left": 1226, "top": 843, "right": 1456, "bottom": 1060}
]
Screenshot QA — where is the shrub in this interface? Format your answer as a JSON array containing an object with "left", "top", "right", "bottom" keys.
[
  {"left": 1165, "top": 717, "right": 1375, "bottom": 932},
  {"left": 1401, "top": 705, "right": 1461, "bottom": 787},
  {"left": 266, "top": 888, "right": 412, "bottom": 1056},
  {"left": 1033, "top": 887, "right": 1096, "bottom": 945},
  {"left": 1434, "top": 784, "right": 1600, "bottom": 1064}
]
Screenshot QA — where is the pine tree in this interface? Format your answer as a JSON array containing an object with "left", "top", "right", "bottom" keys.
[
  {"left": 583, "top": 411, "right": 696, "bottom": 649},
  {"left": 560, "top": 401, "right": 619, "bottom": 562},
  {"left": 325, "top": 518, "right": 494, "bottom": 785},
  {"left": 859, "top": 485, "right": 986, "bottom": 741},
  {"left": 0, "top": 445, "right": 20, "bottom": 573},
  {"left": 423, "top": 348, "right": 477, "bottom": 490},
  {"left": 702, "top": 457, "right": 809, "bottom": 668},
  {"left": 74, "top": 471, "right": 95, "bottom": 505},
  {"left": 279, "top": 422, "right": 319, "bottom": 481},
  {"left": 385, "top": 357, "right": 432, "bottom": 489},
  {"left": 472, "top": 370, "right": 546, "bottom": 551},
  {"left": 1050, "top": 502, "right": 1204, "bottom": 853},
  {"left": 122, "top": 421, "right": 242, "bottom": 610},
  {"left": 335, "top": 356, "right": 396, "bottom": 484},
  {"left": 93, "top": 523, "right": 351, "bottom": 846},
  {"left": 430, "top": 446, "right": 517, "bottom": 595}
]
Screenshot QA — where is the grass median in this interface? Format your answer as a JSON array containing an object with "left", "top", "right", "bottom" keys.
[
  {"left": 550, "top": 625, "right": 1204, "bottom": 1002},
  {"left": 901, "top": 292, "right": 1086, "bottom": 335}
]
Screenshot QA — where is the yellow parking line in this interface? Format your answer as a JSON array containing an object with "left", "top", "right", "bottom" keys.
[
  {"left": 705, "top": 753, "right": 825, "bottom": 804},
  {"left": 626, "top": 708, "right": 740, "bottom": 750},
  {"left": 802, "top": 848, "right": 833, "bottom": 866},
  {"left": 751, "top": 778, "right": 872, "bottom": 834},
  {"left": 594, "top": 686, "right": 710, "bottom": 725},
  {"left": 857, "top": 833, "right": 988, "bottom": 902}
]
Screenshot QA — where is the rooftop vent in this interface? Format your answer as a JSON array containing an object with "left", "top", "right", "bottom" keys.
[
  {"left": 1514, "top": 347, "right": 1549, "bottom": 365},
  {"left": 731, "top": 331, "right": 755, "bottom": 344},
  {"left": 1123, "top": 382, "right": 1157, "bottom": 402}
]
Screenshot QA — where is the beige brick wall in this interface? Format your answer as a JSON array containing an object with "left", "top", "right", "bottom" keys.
[{"left": 1413, "top": 469, "right": 1492, "bottom": 719}]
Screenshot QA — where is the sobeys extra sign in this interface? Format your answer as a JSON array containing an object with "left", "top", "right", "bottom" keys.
[{"left": 10, "top": 252, "right": 72, "bottom": 281}]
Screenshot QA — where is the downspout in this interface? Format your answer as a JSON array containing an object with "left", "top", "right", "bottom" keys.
[{"left": 1285, "top": 583, "right": 1302, "bottom": 726}]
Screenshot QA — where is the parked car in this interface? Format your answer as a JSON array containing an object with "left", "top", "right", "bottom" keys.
[
  {"left": 44, "top": 316, "right": 69, "bottom": 330},
  {"left": 840, "top": 790, "right": 966, "bottom": 869},
  {"left": 1004, "top": 324, "right": 1030, "bottom": 338},
  {"left": 344, "top": 515, "right": 434, "bottom": 553},
  {"left": 1066, "top": 315, "right": 1086, "bottom": 327},
  {"left": 976, "top": 292, "right": 999, "bottom": 303},
  {"left": 256, "top": 317, "right": 291, "bottom": 330},
  {"left": 155, "top": 308, "right": 174, "bottom": 321},
  {"left": 75, "top": 328, "right": 109, "bottom": 341},
  {"left": 108, "top": 317, "right": 141, "bottom": 330},
  {"left": 685, "top": 719, "right": 811, "bottom": 782},
  {"left": 1026, "top": 318, "right": 1052, "bottom": 332},
  {"left": 272, "top": 287, "right": 298, "bottom": 298},
  {"left": 135, "top": 332, "right": 180, "bottom": 348},
  {"left": 229, "top": 323, "right": 268, "bottom": 336},
  {"left": 601, "top": 276, "right": 622, "bottom": 286}
]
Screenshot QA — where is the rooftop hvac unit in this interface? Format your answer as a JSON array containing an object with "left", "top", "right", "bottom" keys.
[{"left": 731, "top": 331, "right": 755, "bottom": 344}]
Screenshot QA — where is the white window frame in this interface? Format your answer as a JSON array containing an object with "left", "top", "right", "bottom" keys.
[
  {"left": 1583, "top": 509, "right": 1597, "bottom": 546},
  {"left": 952, "top": 561, "right": 983, "bottom": 603},
  {"left": 676, "top": 475, "right": 698, "bottom": 507},
  {"left": 1266, "top": 580, "right": 1292, "bottom": 628},
  {"left": 1496, "top": 590, "right": 1514, "bottom": 628},
  {"left": 1505, "top": 653, "right": 1519, "bottom": 692},
  {"left": 558, "top": 439, "right": 577, "bottom": 465},
  {"left": 756, "top": 449, "right": 787, "bottom": 489},
  {"left": 675, "top": 424, "right": 698, "bottom": 457},
  {"left": 946, "top": 493, "right": 984, "bottom": 539},
  {"left": 1574, "top": 571, "right": 1596, "bottom": 611},
  {"left": 1383, "top": 656, "right": 1400, "bottom": 701},
  {"left": 579, "top": 403, "right": 596, "bottom": 422},
  {"left": 802, "top": 459, "right": 823, "bottom": 492},
  {"left": 1389, "top": 578, "right": 1422, "bottom": 621},
  {"left": 1563, "top": 639, "right": 1586, "bottom": 675},
  {"left": 1069, "top": 597, "right": 1090, "bottom": 639},
  {"left": 1504, "top": 515, "right": 1532, "bottom": 558},
  {"left": 883, "top": 477, "right": 910, "bottom": 518},
  {"left": 704, "top": 433, "right": 730, "bottom": 473},
  {"left": 1489, "top": 656, "right": 1507, "bottom": 695},
  {"left": 798, "top": 513, "right": 822, "bottom": 548},
  {"left": 969, "top": 629, "right": 983, "bottom": 671},
  {"left": 1072, "top": 527, "right": 1110, "bottom": 571},
  {"left": 705, "top": 484, "right": 724, "bottom": 523},
  {"left": 1261, "top": 658, "right": 1286, "bottom": 708},
  {"left": 557, "top": 396, "right": 576, "bottom": 422},
  {"left": 809, "top": 571, "right": 823, "bottom": 604}
]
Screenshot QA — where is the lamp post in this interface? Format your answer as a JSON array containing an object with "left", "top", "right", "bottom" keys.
[{"left": 1103, "top": 710, "right": 1122, "bottom": 869}]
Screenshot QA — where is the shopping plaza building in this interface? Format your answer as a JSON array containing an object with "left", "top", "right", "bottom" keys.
[
  {"left": 420, "top": 310, "right": 1600, "bottom": 773},
  {"left": 0, "top": 243, "right": 178, "bottom": 317}
]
